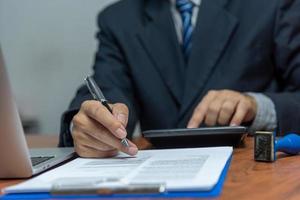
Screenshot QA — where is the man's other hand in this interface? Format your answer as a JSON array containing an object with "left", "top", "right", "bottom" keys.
[
  {"left": 187, "top": 90, "right": 257, "bottom": 128},
  {"left": 71, "top": 101, "right": 138, "bottom": 158}
]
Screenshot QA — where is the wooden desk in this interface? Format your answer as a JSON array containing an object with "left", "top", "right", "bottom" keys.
[{"left": 1, "top": 135, "right": 300, "bottom": 199}]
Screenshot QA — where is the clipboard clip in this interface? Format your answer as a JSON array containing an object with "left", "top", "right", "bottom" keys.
[{"left": 50, "top": 178, "right": 166, "bottom": 195}]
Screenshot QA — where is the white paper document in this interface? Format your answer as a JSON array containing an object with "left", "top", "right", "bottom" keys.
[{"left": 4, "top": 147, "right": 232, "bottom": 193}]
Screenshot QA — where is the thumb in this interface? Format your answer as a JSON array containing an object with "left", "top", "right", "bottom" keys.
[{"left": 111, "top": 103, "right": 129, "bottom": 127}]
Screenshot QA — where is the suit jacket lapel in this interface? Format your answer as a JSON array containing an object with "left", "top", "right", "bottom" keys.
[
  {"left": 180, "top": 0, "right": 239, "bottom": 116},
  {"left": 137, "top": 0, "right": 185, "bottom": 105}
]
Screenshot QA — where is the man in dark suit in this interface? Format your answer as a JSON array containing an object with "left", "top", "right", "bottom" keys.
[{"left": 59, "top": 0, "right": 300, "bottom": 158}]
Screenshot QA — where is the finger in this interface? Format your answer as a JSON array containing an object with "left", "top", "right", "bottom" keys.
[
  {"left": 204, "top": 97, "right": 226, "bottom": 126},
  {"left": 75, "top": 128, "right": 138, "bottom": 157},
  {"left": 88, "top": 122, "right": 137, "bottom": 155},
  {"left": 187, "top": 90, "right": 218, "bottom": 128},
  {"left": 81, "top": 100, "right": 127, "bottom": 139},
  {"left": 112, "top": 103, "right": 129, "bottom": 127},
  {"left": 125, "top": 140, "right": 139, "bottom": 156},
  {"left": 217, "top": 100, "right": 238, "bottom": 125},
  {"left": 73, "top": 127, "right": 116, "bottom": 152},
  {"left": 72, "top": 112, "right": 137, "bottom": 156},
  {"left": 74, "top": 115, "right": 138, "bottom": 156},
  {"left": 75, "top": 142, "right": 118, "bottom": 158},
  {"left": 230, "top": 100, "right": 249, "bottom": 126},
  {"left": 243, "top": 95, "right": 258, "bottom": 122}
]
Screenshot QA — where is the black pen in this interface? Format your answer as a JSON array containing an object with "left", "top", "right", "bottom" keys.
[{"left": 85, "top": 76, "right": 129, "bottom": 147}]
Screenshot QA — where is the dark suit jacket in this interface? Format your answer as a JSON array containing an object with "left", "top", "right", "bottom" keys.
[{"left": 59, "top": 0, "right": 300, "bottom": 147}]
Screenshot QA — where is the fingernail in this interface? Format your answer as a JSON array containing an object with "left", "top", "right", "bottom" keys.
[
  {"left": 128, "top": 147, "right": 138, "bottom": 155},
  {"left": 115, "top": 127, "right": 127, "bottom": 138},
  {"left": 117, "top": 113, "right": 127, "bottom": 125},
  {"left": 230, "top": 123, "right": 237, "bottom": 126}
]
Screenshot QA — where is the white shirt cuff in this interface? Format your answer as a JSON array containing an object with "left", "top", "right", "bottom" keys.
[{"left": 246, "top": 92, "right": 277, "bottom": 132}]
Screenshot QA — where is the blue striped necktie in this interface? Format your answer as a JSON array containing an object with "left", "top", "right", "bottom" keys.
[{"left": 176, "top": 0, "right": 195, "bottom": 61}]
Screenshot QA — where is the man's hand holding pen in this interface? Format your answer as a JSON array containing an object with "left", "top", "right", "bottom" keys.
[
  {"left": 71, "top": 76, "right": 138, "bottom": 158},
  {"left": 72, "top": 101, "right": 138, "bottom": 158}
]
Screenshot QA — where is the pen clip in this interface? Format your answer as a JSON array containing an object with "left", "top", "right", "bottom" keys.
[
  {"left": 85, "top": 76, "right": 107, "bottom": 102},
  {"left": 84, "top": 78, "right": 98, "bottom": 101}
]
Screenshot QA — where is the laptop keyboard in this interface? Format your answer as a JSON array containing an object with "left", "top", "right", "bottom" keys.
[{"left": 30, "top": 156, "right": 55, "bottom": 166}]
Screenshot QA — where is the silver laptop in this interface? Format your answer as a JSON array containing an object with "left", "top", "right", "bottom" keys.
[{"left": 0, "top": 47, "right": 74, "bottom": 178}]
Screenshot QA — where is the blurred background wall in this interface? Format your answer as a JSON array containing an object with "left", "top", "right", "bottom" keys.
[{"left": 0, "top": 0, "right": 119, "bottom": 134}]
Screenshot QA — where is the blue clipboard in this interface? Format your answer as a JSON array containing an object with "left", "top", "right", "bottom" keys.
[{"left": 2, "top": 156, "right": 232, "bottom": 199}]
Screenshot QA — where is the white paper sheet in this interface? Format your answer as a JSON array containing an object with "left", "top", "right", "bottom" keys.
[{"left": 4, "top": 146, "right": 232, "bottom": 193}]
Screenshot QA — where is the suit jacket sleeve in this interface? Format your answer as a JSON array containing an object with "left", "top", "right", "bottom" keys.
[
  {"left": 59, "top": 10, "right": 140, "bottom": 147},
  {"left": 265, "top": 0, "right": 300, "bottom": 135}
]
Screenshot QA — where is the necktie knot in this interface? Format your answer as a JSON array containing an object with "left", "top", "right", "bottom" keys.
[
  {"left": 176, "top": 0, "right": 194, "bottom": 14},
  {"left": 175, "top": 0, "right": 194, "bottom": 61}
]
